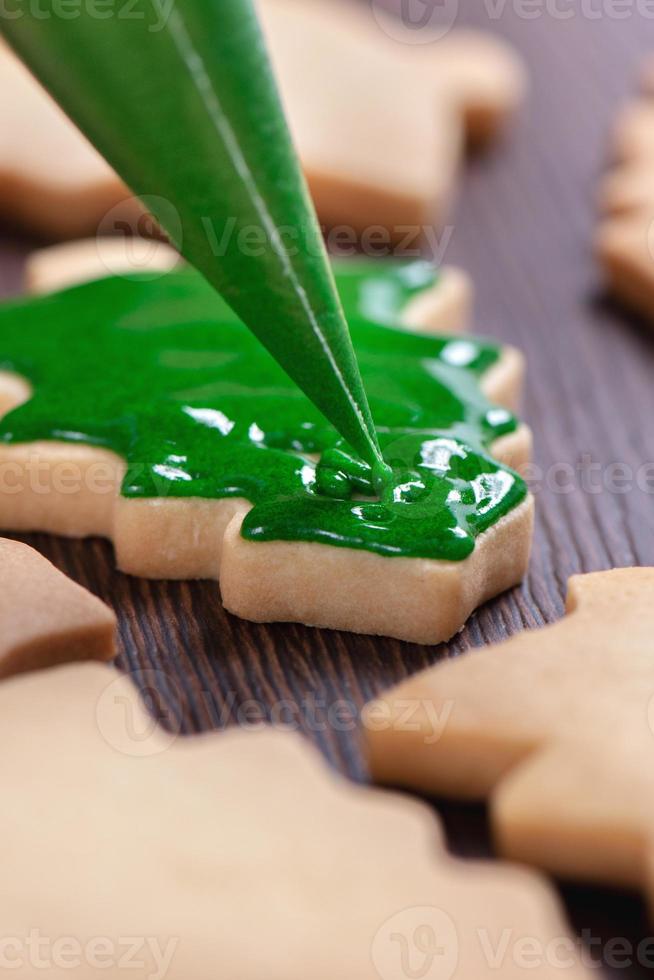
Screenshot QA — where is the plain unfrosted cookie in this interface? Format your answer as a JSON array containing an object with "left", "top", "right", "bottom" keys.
[
  {"left": 640, "top": 55, "right": 654, "bottom": 96},
  {"left": 262, "top": 0, "right": 527, "bottom": 147},
  {"left": 0, "top": 537, "right": 115, "bottom": 677},
  {"left": 597, "top": 64, "right": 654, "bottom": 319},
  {"left": 259, "top": 0, "right": 526, "bottom": 235},
  {"left": 0, "top": 42, "right": 139, "bottom": 239},
  {"left": 596, "top": 217, "right": 654, "bottom": 319},
  {"left": 0, "top": 6, "right": 525, "bottom": 239},
  {"left": 364, "top": 568, "right": 654, "bottom": 908},
  {"left": 0, "top": 661, "right": 591, "bottom": 979},
  {"left": 0, "top": 248, "right": 532, "bottom": 645}
]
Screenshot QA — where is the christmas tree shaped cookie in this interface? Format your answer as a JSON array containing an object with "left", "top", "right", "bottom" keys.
[
  {"left": 0, "top": 660, "right": 591, "bottom": 979},
  {"left": 0, "top": 252, "right": 532, "bottom": 643},
  {"left": 365, "top": 568, "right": 654, "bottom": 905}
]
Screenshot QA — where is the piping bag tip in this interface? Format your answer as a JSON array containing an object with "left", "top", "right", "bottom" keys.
[{"left": 372, "top": 460, "right": 394, "bottom": 495}]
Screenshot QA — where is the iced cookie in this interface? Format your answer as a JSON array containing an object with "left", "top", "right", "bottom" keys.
[
  {"left": 0, "top": 660, "right": 591, "bottom": 980},
  {"left": 0, "top": 537, "right": 115, "bottom": 678},
  {"left": 0, "top": 6, "right": 525, "bottom": 239},
  {"left": 597, "top": 67, "right": 654, "bottom": 319},
  {"left": 0, "top": 252, "right": 532, "bottom": 644},
  {"left": 25, "top": 237, "right": 181, "bottom": 296},
  {"left": 365, "top": 568, "right": 654, "bottom": 904},
  {"left": 25, "top": 238, "right": 474, "bottom": 333}
]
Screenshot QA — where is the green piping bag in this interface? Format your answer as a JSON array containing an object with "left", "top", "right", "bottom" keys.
[{"left": 0, "top": 0, "right": 384, "bottom": 469}]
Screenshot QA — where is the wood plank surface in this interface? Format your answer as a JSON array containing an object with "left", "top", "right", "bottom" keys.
[{"left": 2, "top": 1, "right": 654, "bottom": 974}]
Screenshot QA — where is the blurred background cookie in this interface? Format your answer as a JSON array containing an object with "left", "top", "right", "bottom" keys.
[{"left": 0, "top": 6, "right": 526, "bottom": 242}]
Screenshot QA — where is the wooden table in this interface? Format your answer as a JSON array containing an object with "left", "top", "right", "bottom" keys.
[{"left": 1, "top": 1, "right": 654, "bottom": 975}]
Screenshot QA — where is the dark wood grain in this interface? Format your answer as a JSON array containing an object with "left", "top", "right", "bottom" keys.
[{"left": 2, "top": 2, "right": 654, "bottom": 974}]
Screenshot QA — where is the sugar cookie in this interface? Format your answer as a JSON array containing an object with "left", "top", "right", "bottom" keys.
[
  {"left": 0, "top": 6, "right": 526, "bottom": 239},
  {"left": 25, "top": 237, "right": 181, "bottom": 295},
  {"left": 0, "top": 537, "right": 115, "bottom": 678},
  {"left": 0, "top": 251, "right": 532, "bottom": 644},
  {"left": 261, "top": 0, "right": 527, "bottom": 147},
  {"left": 0, "top": 42, "right": 139, "bottom": 239},
  {"left": 596, "top": 217, "right": 654, "bottom": 320},
  {"left": 0, "top": 660, "right": 591, "bottom": 979},
  {"left": 25, "top": 238, "right": 474, "bottom": 333},
  {"left": 597, "top": 66, "right": 654, "bottom": 319},
  {"left": 641, "top": 56, "right": 654, "bottom": 96},
  {"left": 611, "top": 100, "right": 654, "bottom": 165},
  {"left": 365, "top": 568, "right": 654, "bottom": 904},
  {"left": 259, "top": 0, "right": 525, "bottom": 234}
]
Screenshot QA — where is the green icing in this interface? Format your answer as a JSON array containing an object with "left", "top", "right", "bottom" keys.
[
  {"left": 1, "top": 1, "right": 384, "bottom": 469},
  {"left": 0, "top": 260, "right": 526, "bottom": 561}
]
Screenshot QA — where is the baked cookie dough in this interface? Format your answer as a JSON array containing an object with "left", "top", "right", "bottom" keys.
[
  {"left": 258, "top": 0, "right": 527, "bottom": 236},
  {"left": 0, "top": 537, "right": 115, "bottom": 678},
  {"left": 0, "top": 39, "right": 138, "bottom": 240},
  {"left": 365, "top": 568, "right": 654, "bottom": 903},
  {"left": 24, "top": 238, "right": 474, "bottom": 334},
  {"left": 0, "top": 660, "right": 591, "bottom": 979},
  {"left": 597, "top": 63, "right": 654, "bottom": 320},
  {"left": 0, "top": 6, "right": 526, "bottom": 239},
  {"left": 260, "top": 0, "right": 527, "bottom": 147},
  {"left": 25, "top": 238, "right": 182, "bottom": 296},
  {"left": 0, "top": 249, "right": 533, "bottom": 644}
]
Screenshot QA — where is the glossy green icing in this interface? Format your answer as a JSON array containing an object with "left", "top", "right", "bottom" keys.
[
  {"left": 0, "top": 260, "right": 526, "bottom": 561},
  {"left": 0, "top": 0, "right": 383, "bottom": 468}
]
